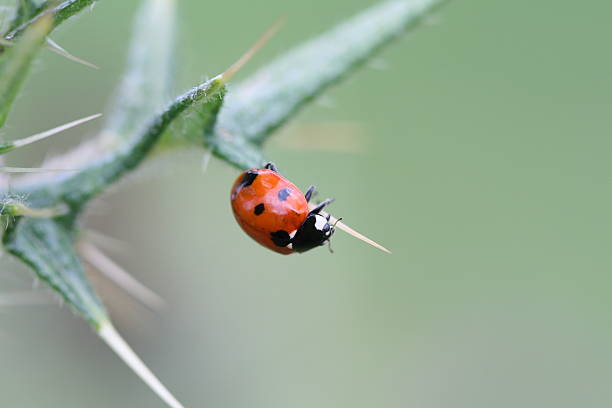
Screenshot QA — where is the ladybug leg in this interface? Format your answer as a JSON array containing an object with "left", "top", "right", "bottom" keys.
[
  {"left": 310, "top": 198, "right": 335, "bottom": 214},
  {"left": 327, "top": 239, "right": 335, "bottom": 254},
  {"left": 304, "top": 185, "right": 316, "bottom": 202},
  {"left": 264, "top": 162, "right": 278, "bottom": 172}
]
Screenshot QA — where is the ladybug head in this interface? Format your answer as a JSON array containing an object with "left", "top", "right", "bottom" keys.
[{"left": 291, "top": 212, "right": 336, "bottom": 253}]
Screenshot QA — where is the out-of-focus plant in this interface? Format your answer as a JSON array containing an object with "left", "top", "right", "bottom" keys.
[{"left": 0, "top": 0, "right": 448, "bottom": 406}]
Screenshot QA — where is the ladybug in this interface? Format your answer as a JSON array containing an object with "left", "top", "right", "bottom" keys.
[{"left": 230, "top": 162, "right": 336, "bottom": 254}]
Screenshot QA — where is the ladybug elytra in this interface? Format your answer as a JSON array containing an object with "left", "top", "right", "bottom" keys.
[{"left": 230, "top": 162, "right": 336, "bottom": 254}]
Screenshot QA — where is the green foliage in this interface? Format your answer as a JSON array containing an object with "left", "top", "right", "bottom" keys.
[
  {"left": 3, "top": 0, "right": 180, "bottom": 326},
  {"left": 7, "top": 0, "right": 41, "bottom": 33},
  {"left": 0, "top": 196, "right": 66, "bottom": 217},
  {"left": 55, "top": 77, "right": 226, "bottom": 210},
  {"left": 3, "top": 0, "right": 444, "bottom": 330},
  {"left": 0, "top": 14, "right": 51, "bottom": 128},
  {"left": 0, "top": 0, "right": 100, "bottom": 129},
  {"left": 0, "top": 0, "right": 449, "bottom": 406},
  {"left": 5, "top": 0, "right": 99, "bottom": 40},
  {"left": 3, "top": 217, "right": 106, "bottom": 326}
]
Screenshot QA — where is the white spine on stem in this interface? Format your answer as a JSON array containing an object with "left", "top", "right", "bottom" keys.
[{"left": 98, "top": 322, "right": 185, "bottom": 408}]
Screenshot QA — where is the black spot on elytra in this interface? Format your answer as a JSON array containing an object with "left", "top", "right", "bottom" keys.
[
  {"left": 277, "top": 188, "right": 291, "bottom": 201},
  {"left": 240, "top": 171, "right": 258, "bottom": 187},
  {"left": 254, "top": 203, "right": 264, "bottom": 215},
  {"left": 270, "top": 230, "right": 291, "bottom": 247}
]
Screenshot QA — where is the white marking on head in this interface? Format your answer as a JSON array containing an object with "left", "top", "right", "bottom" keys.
[
  {"left": 287, "top": 243, "right": 293, "bottom": 249},
  {"left": 314, "top": 214, "right": 328, "bottom": 231},
  {"left": 289, "top": 229, "right": 297, "bottom": 239}
]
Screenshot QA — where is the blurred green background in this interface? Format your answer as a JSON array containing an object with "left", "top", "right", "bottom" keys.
[{"left": 1, "top": 0, "right": 611, "bottom": 407}]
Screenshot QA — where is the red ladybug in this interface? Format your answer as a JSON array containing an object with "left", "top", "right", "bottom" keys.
[{"left": 230, "top": 162, "right": 336, "bottom": 254}]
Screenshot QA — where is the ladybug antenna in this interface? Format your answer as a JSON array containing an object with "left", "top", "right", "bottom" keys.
[
  {"left": 221, "top": 17, "right": 286, "bottom": 83},
  {"left": 332, "top": 217, "right": 343, "bottom": 229}
]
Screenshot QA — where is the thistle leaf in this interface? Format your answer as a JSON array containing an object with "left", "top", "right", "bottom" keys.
[
  {"left": 50, "top": 75, "right": 226, "bottom": 209},
  {"left": 3, "top": 216, "right": 186, "bottom": 407},
  {"left": 103, "top": 0, "right": 174, "bottom": 143},
  {"left": 0, "top": 199, "right": 67, "bottom": 217},
  {"left": 0, "top": 14, "right": 51, "bottom": 128},
  {"left": 7, "top": 0, "right": 41, "bottom": 33},
  {"left": 0, "top": 0, "right": 451, "bottom": 403},
  {"left": 3, "top": 1, "right": 191, "bottom": 406},
  {"left": 5, "top": 0, "right": 98, "bottom": 40},
  {"left": 2, "top": 217, "right": 106, "bottom": 327},
  {"left": 160, "top": 18, "right": 285, "bottom": 156},
  {"left": 35, "top": 0, "right": 227, "bottom": 208}
]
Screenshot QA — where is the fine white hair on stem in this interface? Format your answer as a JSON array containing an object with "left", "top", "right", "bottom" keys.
[
  {"left": 46, "top": 37, "right": 100, "bottom": 69},
  {"left": 98, "top": 321, "right": 185, "bottom": 408},
  {"left": 5, "top": 113, "right": 102, "bottom": 150},
  {"left": 79, "top": 241, "right": 166, "bottom": 311},
  {"left": 0, "top": 37, "right": 99, "bottom": 69}
]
